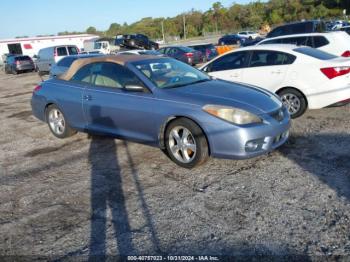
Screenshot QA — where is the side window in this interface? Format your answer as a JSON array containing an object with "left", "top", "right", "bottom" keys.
[
  {"left": 249, "top": 51, "right": 293, "bottom": 67},
  {"left": 71, "top": 63, "right": 93, "bottom": 84},
  {"left": 312, "top": 36, "right": 329, "bottom": 48},
  {"left": 281, "top": 37, "right": 311, "bottom": 47},
  {"left": 67, "top": 46, "right": 78, "bottom": 55},
  {"left": 210, "top": 52, "right": 248, "bottom": 72},
  {"left": 283, "top": 53, "right": 297, "bottom": 65},
  {"left": 57, "top": 47, "right": 68, "bottom": 56},
  {"left": 168, "top": 48, "right": 178, "bottom": 56},
  {"left": 91, "top": 62, "right": 145, "bottom": 89}
]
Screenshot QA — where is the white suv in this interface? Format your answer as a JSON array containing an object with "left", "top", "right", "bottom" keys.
[{"left": 258, "top": 31, "right": 350, "bottom": 57}]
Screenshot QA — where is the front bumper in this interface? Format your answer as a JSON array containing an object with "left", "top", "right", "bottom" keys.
[{"left": 202, "top": 108, "right": 291, "bottom": 160}]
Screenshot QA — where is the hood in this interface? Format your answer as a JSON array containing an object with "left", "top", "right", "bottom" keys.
[{"left": 168, "top": 79, "right": 282, "bottom": 115}]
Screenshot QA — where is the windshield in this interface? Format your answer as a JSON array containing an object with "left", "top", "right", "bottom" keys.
[
  {"left": 293, "top": 47, "right": 337, "bottom": 60},
  {"left": 132, "top": 58, "right": 210, "bottom": 89}
]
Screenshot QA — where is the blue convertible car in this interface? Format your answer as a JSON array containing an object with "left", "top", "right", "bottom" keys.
[{"left": 31, "top": 55, "right": 290, "bottom": 168}]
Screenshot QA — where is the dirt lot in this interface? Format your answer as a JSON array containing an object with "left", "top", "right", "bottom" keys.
[{"left": 0, "top": 69, "right": 349, "bottom": 260}]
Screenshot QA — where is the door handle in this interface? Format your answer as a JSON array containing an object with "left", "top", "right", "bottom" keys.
[
  {"left": 230, "top": 73, "right": 239, "bottom": 78},
  {"left": 83, "top": 95, "right": 92, "bottom": 101},
  {"left": 271, "top": 70, "right": 282, "bottom": 74}
]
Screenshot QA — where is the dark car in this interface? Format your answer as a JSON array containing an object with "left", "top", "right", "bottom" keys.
[
  {"left": 240, "top": 37, "right": 265, "bottom": 47},
  {"left": 340, "top": 26, "right": 350, "bottom": 35},
  {"left": 122, "top": 34, "right": 159, "bottom": 50},
  {"left": 158, "top": 46, "right": 203, "bottom": 65},
  {"left": 218, "top": 34, "right": 245, "bottom": 46},
  {"left": 267, "top": 20, "right": 326, "bottom": 38},
  {"left": 4, "top": 55, "right": 35, "bottom": 74},
  {"left": 188, "top": 43, "right": 218, "bottom": 62}
]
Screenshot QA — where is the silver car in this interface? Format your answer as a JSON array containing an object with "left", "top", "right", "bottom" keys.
[{"left": 36, "top": 45, "right": 79, "bottom": 75}]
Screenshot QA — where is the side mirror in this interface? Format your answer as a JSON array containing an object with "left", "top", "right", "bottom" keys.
[
  {"left": 33, "top": 55, "right": 38, "bottom": 59},
  {"left": 125, "top": 85, "right": 144, "bottom": 92}
]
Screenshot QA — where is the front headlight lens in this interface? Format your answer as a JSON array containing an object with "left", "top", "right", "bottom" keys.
[{"left": 203, "top": 105, "right": 262, "bottom": 125}]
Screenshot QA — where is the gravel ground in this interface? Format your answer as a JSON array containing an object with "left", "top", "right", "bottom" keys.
[{"left": 0, "top": 69, "right": 349, "bottom": 261}]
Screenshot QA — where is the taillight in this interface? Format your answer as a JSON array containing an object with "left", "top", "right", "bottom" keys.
[
  {"left": 33, "top": 85, "right": 42, "bottom": 93},
  {"left": 341, "top": 51, "right": 350, "bottom": 57},
  {"left": 321, "top": 67, "right": 350, "bottom": 79},
  {"left": 185, "top": 53, "right": 193, "bottom": 58}
]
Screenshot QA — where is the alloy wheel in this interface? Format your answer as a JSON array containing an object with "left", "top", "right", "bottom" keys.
[
  {"left": 281, "top": 93, "right": 301, "bottom": 115},
  {"left": 168, "top": 126, "right": 197, "bottom": 164},
  {"left": 48, "top": 108, "right": 65, "bottom": 135}
]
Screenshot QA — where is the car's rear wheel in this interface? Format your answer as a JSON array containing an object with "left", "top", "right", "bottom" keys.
[
  {"left": 165, "top": 118, "right": 209, "bottom": 168},
  {"left": 278, "top": 88, "right": 307, "bottom": 118},
  {"left": 46, "top": 105, "right": 76, "bottom": 138}
]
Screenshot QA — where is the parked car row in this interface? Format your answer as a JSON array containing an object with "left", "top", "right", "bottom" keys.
[{"left": 28, "top": 20, "right": 350, "bottom": 168}]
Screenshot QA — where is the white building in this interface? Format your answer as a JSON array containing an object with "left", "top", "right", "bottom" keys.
[{"left": 0, "top": 34, "right": 98, "bottom": 65}]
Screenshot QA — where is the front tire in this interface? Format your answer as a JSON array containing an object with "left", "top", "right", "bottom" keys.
[
  {"left": 278, "top": 88, "right": 307, "bottom": 118},
  {"left": 46, "top": 104, "right": 76, "bottom": 138},
  {"left": 165, "top": 118, "right": 209, "bottom": 168}
]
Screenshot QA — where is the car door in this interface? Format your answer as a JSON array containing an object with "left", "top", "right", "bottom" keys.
[
  {"left": 58, "top": 63, "right": 93, "bottom": 128},
  {"left": 241, "top": 50, "right": 295, "bottom": 91},
  {"left": 82, "top": 62, "right": 157, "bottom": 143},
  {"left": 204, "top": 51, "right": 249, "bottom": 82}
]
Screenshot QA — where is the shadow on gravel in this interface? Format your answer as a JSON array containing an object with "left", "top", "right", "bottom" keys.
[
  {"left": 88, "top": 135, "right": 134, "bottom": 259},
  {"left": 280, "top": 133, "right": 350, "bottom": 200},
  {"left": 87, "top": 107, "right": 161, "bottom": 260},
  {"left": 88, "top": 106, "right": 135, "bottom": 259},
  {"left": 164, "top": 242, "right": 311, "bottom": 262}
]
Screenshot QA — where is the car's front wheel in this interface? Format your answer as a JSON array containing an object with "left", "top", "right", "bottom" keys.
[
  {"left": 165, "top": 118, "right": 209, "bottom": 168},
  {"left": 46, "top": 104, "right": 76, "bottom": 138},
  {"left": 278, "top": 88, "right": 307, "bottom": 118}
]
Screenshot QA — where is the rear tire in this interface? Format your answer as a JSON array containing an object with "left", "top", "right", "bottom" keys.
[
  {"left": 46, "top": 104, "right": 77, "bottom": 139},
  {"left": 278, "top": 88, "right": 307, "bottom": 118},
  {"left": 165, "top": 118, "right": 209, "bottom": 168}
]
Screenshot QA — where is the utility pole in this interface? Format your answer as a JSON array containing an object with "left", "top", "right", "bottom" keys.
[
  {"left": 161, "top": 20, "right": 165, "bottom": 43},
  {"left": 183, "top": 15, "right": 186, "bottom": 40}
]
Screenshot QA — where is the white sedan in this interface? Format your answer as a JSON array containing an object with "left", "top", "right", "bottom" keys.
[
  {"left": 200, "top": 44, "right": 350, "bottom": 118},
  {"left": 238, "top": 31, "right": 260, "bottom": 40}
]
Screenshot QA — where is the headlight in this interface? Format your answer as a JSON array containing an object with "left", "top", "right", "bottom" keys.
[{"left": 203, "top": 105, "right": 262, "bottom": 125}]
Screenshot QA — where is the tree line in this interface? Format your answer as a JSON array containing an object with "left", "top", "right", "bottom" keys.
[{"left": 59, "top": 0, "right": 349, "bottom": 39}]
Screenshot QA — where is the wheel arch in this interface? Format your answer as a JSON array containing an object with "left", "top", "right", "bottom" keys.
[
  {"left": 158, "top": 116, "right": 211, "bottom": 156},
  {"left": 275, "top": 86, "right": 308, "bottom": 108}
]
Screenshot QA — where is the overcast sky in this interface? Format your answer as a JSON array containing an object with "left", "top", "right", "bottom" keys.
[{"left": 0, "top": 0, "right": 259, "bottom": 39}]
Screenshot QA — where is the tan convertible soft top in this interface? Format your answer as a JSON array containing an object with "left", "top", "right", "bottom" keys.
[{"left": 59, "top": 54, "right": 161, "bottom": 81}]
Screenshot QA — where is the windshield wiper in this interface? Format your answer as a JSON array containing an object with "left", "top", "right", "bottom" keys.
[{"left": 165, "top": 78, "right": 211, "bottom": 89}]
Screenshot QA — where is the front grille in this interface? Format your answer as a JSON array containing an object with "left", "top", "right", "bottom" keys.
[{"left": 270, "top": 108, "right": 284, "bottom": 122}]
